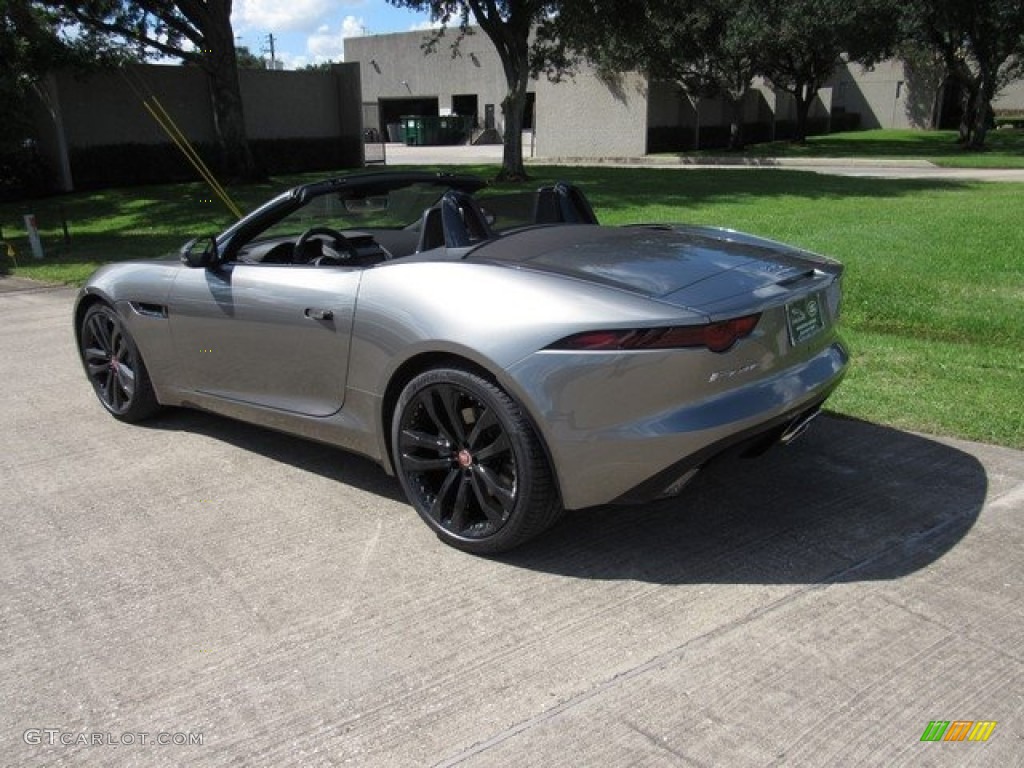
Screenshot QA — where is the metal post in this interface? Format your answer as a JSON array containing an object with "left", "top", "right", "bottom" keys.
[{"left": 24, "top": 215, "right": 45, "bottom": 260}]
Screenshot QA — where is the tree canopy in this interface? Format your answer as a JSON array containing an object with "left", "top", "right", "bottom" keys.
[
  {"left": 542, "top": 0, "right": 769, "bottom": 148},
  {"left": 546, "top": 0, "right": 899, "bottom": 144},
  {"left": 3, "top": 1, "right": 66, "bottom": 154},
  {"left": 234, "top": 45, "right": 264, "bottom": 70},
  {"left": 757, "top": 0, "right": 897, "bottom": 142},
  {"left": 1, "top": 0, "right": 125, "bottom": 193},
  {"left": 901, "top": 0, "right": 1024, "bottom": 148},
  {"left": 57, "top": 0, "right": 259, "bottom": 180}
]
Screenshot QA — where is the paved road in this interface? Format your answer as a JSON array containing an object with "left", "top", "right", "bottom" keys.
[
  {"left": 383, "top": 141, "right": 1024, "bottom": 181},
  {"left": 1, "top": 283, "right": 1022, "bottom": 767}
]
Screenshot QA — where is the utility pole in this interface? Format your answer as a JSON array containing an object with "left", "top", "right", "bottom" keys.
[{"left": 262, "top": 33, "right": 277, "bottom": 69}]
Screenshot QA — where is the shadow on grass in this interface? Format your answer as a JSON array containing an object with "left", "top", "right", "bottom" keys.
[
  {"left": 559, "top": 168, "right": 977, "bottom": 218},
  {"left": 689, "top": 128, "right": 1024, "bottom": 161},
  {"left": 384, "top": 164, "right": 982, "bottom": 219},
  {"left": 137, "top": 407, "right": 985, "bottom": 587},
  {"left": 0, "top": 167, "right": 990, "bottom": 277},
  {"left": 0, "top": 176, "right": 297, "bottom": 253},
  {"left": 17, "top": 232, "right": 185, "bottom": 262}
]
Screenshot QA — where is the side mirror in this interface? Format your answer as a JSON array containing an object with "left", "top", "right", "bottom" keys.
[{"left": 180, "top": 236, "right": 218, "bottom": 268}]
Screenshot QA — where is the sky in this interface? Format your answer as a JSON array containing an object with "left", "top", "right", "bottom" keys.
[{"left": 230, "top": 0, "right": 438, "bottom": 70}]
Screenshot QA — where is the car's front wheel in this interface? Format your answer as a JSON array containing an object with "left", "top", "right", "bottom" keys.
[
  {"left": 79, "top": 303, "right": 160, "bottom": 423},
  {"left": 392, "top": 368, "right": 561, "bottom": 554}
]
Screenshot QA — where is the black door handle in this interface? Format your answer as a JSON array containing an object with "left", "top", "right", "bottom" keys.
[{"left": 304, "top": 308, "right": 334, "bottom": 321}]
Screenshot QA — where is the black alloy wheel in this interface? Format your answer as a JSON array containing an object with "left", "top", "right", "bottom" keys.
[
  {"left": 392, "top": 368, "right": 561, "bottom": 553},
  {"left": 79, "top": 303, "right": 159, "bottom": 422}
]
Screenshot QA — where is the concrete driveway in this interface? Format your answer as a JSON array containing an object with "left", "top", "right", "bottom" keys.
[{"left": 1, "top": 283, "right": 1021, "bottom": 767}]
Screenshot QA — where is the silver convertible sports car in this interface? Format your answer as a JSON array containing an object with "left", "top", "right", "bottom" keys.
[{"left": 76, "top": 171, "right": 848, "bottom": 553}]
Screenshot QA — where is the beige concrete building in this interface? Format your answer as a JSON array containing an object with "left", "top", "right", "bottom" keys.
[
  {"left": 345, "top": 27, "right": 1024, "bottom": 158},
  {"left": 345, "top": 30, "right": 535, "bottom": 140}
]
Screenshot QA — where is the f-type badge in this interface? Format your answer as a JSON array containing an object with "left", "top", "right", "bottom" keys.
[{"left": 708, "top": 362, "right": 759, "bottom": 383}]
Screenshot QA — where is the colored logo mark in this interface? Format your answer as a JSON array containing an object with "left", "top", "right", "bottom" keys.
[{"left": 920, "top": 720, "right": 997, "bottom": 742}]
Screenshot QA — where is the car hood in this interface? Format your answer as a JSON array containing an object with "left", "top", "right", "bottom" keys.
[{"left": 474, "top": 224, "right": 841, "bottom": 312}]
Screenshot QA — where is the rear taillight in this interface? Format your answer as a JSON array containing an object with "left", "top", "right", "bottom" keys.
[{"left": 547, "top": 314, "right": 760, "bottom": 353}]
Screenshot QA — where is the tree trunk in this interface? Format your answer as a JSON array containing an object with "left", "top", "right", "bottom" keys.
[
  {"left": 460, "top": 0, "right": 534, "bottom": 181},
  {"left": 725, "top": 94, "right": 745, "bottom": 151},
  {"left": 500, "top": 88, "right": 527, "bottom": 180},
  {"left": 968, "top": 75, "right": 996, "bottom": 150},
  {"left": 202, "top": 16, "right": 260, "bottom": 182},
  {"left": 929, "top": 76, "right": 945, "bottom": 131},
  {"left": 496, "top": 44, "right": 530, "bottom": 182},
  {"left": 792, "top": 89, "right": 813, "bottom": 143},
  {"left": 957, "top": 84, "right": 976, "bottom": 145}
]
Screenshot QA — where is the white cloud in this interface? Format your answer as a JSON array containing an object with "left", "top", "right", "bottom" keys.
[
  {"left": 233, "top": 0, "right": 353, "bottom": 34},
  {"left": 342, "top": 15, "right": 368, "bottom": 38},
  {"left": 306, "top": 16, "right": 366, "bottom": 64},
  {"left": 278, "top": 52, "right": 311, "bottom": 70},
  {"left": 408, "top": 19, "right": 442, "bottom": 32}
]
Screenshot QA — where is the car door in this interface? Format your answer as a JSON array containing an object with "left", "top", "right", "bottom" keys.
[{"left": 167, "top": 262, "right": 360, "bottom": 417}]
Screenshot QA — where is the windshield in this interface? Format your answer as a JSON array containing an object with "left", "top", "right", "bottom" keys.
[{"left": 260, "top": 182, "right": 455, "bottom": 239}]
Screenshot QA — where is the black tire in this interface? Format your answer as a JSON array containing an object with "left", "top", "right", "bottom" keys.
[
  {"left": 392, "top": 367, "right": 562, "bottom": 554},
  {"left": 79, "top": 303, "right": 160, "bottom": 423}
]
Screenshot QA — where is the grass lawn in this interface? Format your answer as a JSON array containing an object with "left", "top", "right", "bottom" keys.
[
  {"left": 688, "top": 128, "right": 1024, "bottom": 168},
  {"left": 1, "top": 165, "right": 1021, "bottom": 449}
]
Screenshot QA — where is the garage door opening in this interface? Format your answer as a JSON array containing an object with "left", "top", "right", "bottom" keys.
[{"left": 379, "top": 97, "right": 439, "bottom": 140}]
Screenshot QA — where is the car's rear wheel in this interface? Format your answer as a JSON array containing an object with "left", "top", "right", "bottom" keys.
[
  {"left": 392, "top": 368, "right": 561, "bottom": 554},
  {"left": 79, "top": 303, "right": 160, "bottom": 423}
]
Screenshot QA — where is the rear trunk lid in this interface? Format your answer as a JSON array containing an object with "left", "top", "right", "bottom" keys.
[{"left": 474, "top": 224, "right": 841, "bottom": 316}]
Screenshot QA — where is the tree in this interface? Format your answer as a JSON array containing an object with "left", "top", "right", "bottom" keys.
[
  {"left": 234, "top": 45, "right": 264, "bottom": 69},
  {"left": 681, "top": 2, "right": 769, "bottom": 150},
  {"left": 758, "top": 0, "right": 898, "bottom": 142},
  {"left": 543, "top": 0, "right": 899, "bottom": 147},
  {"left": 385, "top": 0, "right": 556, "bottom": 181},
  {"left": 3, "top": 2, "right": 61, "bottom": 151},
  {"left": 897, "top": 40, "right": 949, "bottom": 130},
  {"left": 59, "top": 0, "right": 260, "bottom": 180},
  {"left": 902, "top": 0, "right": 1024, "bottom": 148},
  {"left": 182, "top": 43, "right": 262, "bottom": 68},
  {"left": 542, "top": 0, "right": 768, "bottom": 150},
  {"left": 1, "top": 0, "right": 121, "bottom": 193}
]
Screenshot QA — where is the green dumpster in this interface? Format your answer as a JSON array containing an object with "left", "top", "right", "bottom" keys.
[
  {"left": 401, "top": 115, "right": 474, "bottom": 146},
  {"left": 402, "top": 117, "right": 421, "bottom": 146}
]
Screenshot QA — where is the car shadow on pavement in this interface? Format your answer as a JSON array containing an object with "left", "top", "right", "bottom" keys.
[
  {"left": 141, "top": 407, "right": 407, "bottom": 504},
  {"left": 141, "top": 409, "right": 986, "bottom": 586},
  {"left": 497, "top": 414, "right": 987, "bottom": 585}
]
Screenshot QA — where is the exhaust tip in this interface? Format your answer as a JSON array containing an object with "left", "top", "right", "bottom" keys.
[
  {"left": 657, "top": 467, "right": 701, "bottom": 499},
  {"left": 780, "top": 408, "right": 821, "bottom": 446}
]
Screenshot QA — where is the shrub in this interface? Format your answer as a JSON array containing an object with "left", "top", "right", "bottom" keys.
[{"left": 67, "top": 137, "right": 363, "bottom": 190}]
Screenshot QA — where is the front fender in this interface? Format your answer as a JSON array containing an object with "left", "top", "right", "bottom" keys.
[{"left": 74, "top": 262, "right": 182, "bottom": 398}]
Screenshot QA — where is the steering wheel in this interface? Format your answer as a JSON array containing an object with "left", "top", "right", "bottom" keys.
[{"left": 294, "top": 226, "right": 360, "bottom": 265}]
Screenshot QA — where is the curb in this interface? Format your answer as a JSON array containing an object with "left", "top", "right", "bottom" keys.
[
  {"left": 526, "top": 155, "right": 937, "bottom": 168},
  {"left": 0, "top": 275, "right": 64, "bottom": 295}
]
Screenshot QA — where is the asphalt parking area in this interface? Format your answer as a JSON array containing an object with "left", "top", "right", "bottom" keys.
[{"left": 1, "top": 284, "right": 1021, "bottom": 767}]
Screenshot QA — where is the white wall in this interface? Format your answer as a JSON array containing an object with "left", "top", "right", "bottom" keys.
[
  {"left": 994, "top": 77, "right": 1024, "bottom": 113},
  {"left": 535, "top": 65, "right": 648, "bottom": 158}
]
